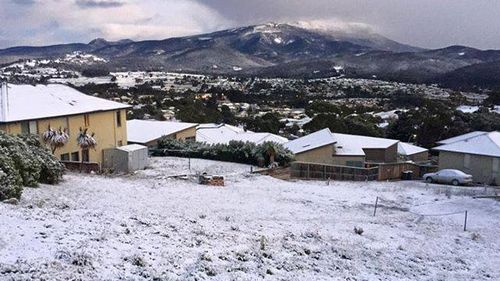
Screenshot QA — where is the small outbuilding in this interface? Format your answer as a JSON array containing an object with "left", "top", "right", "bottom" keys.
[
  {"left": 397, "top": 142, "right": 429, "bottom": 163},
  {"left": 103, "top": 144, "right": 149, "bottom": 173}
]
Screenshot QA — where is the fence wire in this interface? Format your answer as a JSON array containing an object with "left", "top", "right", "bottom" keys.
[{"left": 377, "top": 196, "right": 466, "bottom": 217}]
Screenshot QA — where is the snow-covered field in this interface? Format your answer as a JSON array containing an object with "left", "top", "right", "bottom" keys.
[{"left": 1, "top": 157, "right": 499, "bottom": 280}]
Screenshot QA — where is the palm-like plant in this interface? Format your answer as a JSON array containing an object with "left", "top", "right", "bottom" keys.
[
  {"left": 77, "top": 128, "right": 97, "bottom": 171},
  {"left": 77, "top": 128, "right": 97, "bottom": 150},
  {"left": 42, "top": 125, "right": 69, "bottom": 154},
  {"left": 262, "top": 142, "right": 278, "bottom": 166},
  {"left": 253, "top": 141, "right": 280, "bottom": 168}
]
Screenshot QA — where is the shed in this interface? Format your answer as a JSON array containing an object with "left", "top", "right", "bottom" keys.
[
  {"left": 103, "top": 144, "right": 149, "bottom": 173},
  {"left": 397, "top": 142, "right": 429, "bottom": 163}
]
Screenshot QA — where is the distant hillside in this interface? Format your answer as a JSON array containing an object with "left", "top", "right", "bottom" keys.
[
  {"left": 1, "top": 23, "right": 500, "bottom": 88},
  {"left": 437, "top": 60, "right": 500, "bottom": 91}
]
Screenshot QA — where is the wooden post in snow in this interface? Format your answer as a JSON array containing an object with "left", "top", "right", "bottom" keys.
[
  {"left": 464, "top": 210, "right": 468, "bottom": 231},
  {"left": 373, "top": 196, "right": 379, "bottom": 217}
]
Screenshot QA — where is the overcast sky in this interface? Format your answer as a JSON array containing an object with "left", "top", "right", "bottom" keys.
[{"left": 1, "top": 0, "right": 500, "bottom": 49}]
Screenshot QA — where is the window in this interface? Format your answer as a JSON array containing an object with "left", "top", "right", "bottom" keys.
[
  {"left": 21, "top": 122, "right": 30, "bottom": 134},
  {"left": 185, "top": 136, "right": 195, "bottom": 142},
  {"left": 21, "top": 121, "right": 38, "bottom": 134},
  {"left": 71, "top": 152, "right": 79, "bottom": 162},
  {"left": 29, "top": 121, "right": 38, "bottom": 134},
  {"left": 64, "top": 117, "right": 70, "bottom": 134},
  {"left": 84, "top": 114, "right": 90, "bottom": 127},
  {"left": 493, "top": 158, "right": 499, "bottom": 173},
  {"left": 82, "top": 149, "right": 90, "bottom": 163},
  {"left": 464, "top": 154, "right": 471, "bottom": 169},
  {"left": 116, "top": 111, "right": 122, "bottom": 127},
  {"left": 60, "top": 153, "right": 70, "bottom": 161}
]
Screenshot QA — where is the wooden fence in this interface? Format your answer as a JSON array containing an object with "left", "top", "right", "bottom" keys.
[
  {"left": 374, "top": 162, "right": 438, "bottom": 181},
  {"left": 291, "top": 161, "right": 438, "bottom": 181},
  {"left": 290, "top": 162, "right": 379, "bottom": 181}
]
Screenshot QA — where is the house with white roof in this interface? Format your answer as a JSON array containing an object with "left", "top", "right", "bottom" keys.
[
  {"left": 285, "top": 128, "right": 400, "bottom": 167},
  {"left": 436, "top": 131, "right": 487, "bottom": 145},
  {"left": 397, "top": 142, "right": 429, "bottom": 163},
  {"left": 434, "top": 131, "right": 500, "bottom": 184},
  {"left": 196, "top": 123, "right": 288, "bottom": 145},
  {"left": 0, "top": 83, "right": 131, "bottom": 166},
  {"left": 127, "top": 119, "right": 198, "bottom": 148}
]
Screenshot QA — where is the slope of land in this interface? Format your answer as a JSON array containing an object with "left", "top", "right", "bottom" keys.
[{"left": 0, "top": 157, "right": 499, "bottom": 280}]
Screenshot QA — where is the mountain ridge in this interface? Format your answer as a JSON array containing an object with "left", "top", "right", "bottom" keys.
[{"left": 1, "top": 22, "right": 500, "bottom": 89}]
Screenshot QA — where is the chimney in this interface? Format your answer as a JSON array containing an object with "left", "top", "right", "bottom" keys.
[{"left": 1, "top": 82, "right": 8, "bottom": 121}]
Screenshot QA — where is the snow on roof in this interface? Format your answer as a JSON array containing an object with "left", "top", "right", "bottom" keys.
[
  {"left": 233, "top": 132, "right": 288, "bottom": 144},
  {"left": 331, "top": 132, "right": 399, "bottom": 156},
  {"left": 285, "top": 128, "right": 337, "bottom": 154},
  {"left": 433, "top": 131, "right": 500, "bottom": 157},
  {"left": 117, "top": 144, "right": 148, "bottom": 152},
  {"left": 285, "top": 128, "right": 399, "bottom": 156},
  {"left": 127, "top": 120, "right": 198, "bottom": 144},
  {"left": 398, "top": 142, "right": 428, "bottom": 156},
  {"left": 436, "top": 131, "right": 487, "bottom": 145},
  {"left": 196, "top": 124, "right": 288, "bottom": 145},
  {"left": 456, "top": 105, "right": 479, "bottom": 114},
  {"left": 0, "top": 84, "right": 130, "bottom": 123},
  {"left": 196, "top": 123, "right": 248, "bottom": 133}
]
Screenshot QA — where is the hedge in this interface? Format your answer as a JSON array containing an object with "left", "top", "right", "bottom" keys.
[
  {"left": 0, "top": 132, "right": 65, "bottom": 201},
  {"left": 153, "top": 138, "right": 294, "bottom": 167}
]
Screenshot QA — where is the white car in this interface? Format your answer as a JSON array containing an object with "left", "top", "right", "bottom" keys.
[{"left": 423, "top": 169, "right": 473, "bottom": 186}]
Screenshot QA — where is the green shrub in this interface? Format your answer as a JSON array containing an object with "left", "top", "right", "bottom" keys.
[
  {"left": 0, "top": 132, "right": 65, "bottom": 201},
  {"left": 20, "top": 135, "right": 65, "bottom": 185},
  {"left": 155, "top": 138, "right": 294, "bottom": 167}
]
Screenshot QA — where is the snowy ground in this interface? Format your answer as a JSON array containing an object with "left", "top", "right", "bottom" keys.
[{"left": 1, "top": 157, "right": 499, "bottom": 280}]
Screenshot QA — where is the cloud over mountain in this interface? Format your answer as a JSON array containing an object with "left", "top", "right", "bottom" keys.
[{"left": 2, "top": 0, "right": 500, "bottom": 49}]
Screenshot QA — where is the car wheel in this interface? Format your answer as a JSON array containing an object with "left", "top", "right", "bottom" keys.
[
  {"left": 426, "top": 177, "right": 433, "bottom": 183},
  {"left": 451, "top": 179, "right": 459, "bottom": 186}
]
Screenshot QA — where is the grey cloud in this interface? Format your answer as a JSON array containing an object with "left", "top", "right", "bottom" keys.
[
  {"left": 1, "top": 0, "right": 500, "bottom": 49},
  {"left": 201, "top": 0, "right": 500, "bottom": 50},
  {"left": 10, "top": 0, "right": 37, "bottom": 5},
  {"left": 75, "top": 0, "right": 126, "bottom": 9}
]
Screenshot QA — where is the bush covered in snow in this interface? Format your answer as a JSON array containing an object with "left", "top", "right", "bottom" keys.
[
  {"left": 0, "top": 132, "right": 65, "bottom": 201},
  {"left": 154, "top": 138, "right": 294, "bottom": 167}
]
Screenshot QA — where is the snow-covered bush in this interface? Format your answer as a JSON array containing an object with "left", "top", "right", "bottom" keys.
[
  {"left": 0, "top": 147, "right": 23, "bottom": 200},
  {"left": 20, "top": 134, "right": 65, "bottom": 185},
  {"left": 155, "top": 138, "right": 294, "bottom": 167},
  {"left": 0, "top": 132, "right": 65, "bottom": 201}
]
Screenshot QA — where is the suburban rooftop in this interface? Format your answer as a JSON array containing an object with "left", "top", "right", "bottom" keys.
[
  {"left": 434, "top": 131, "right": 500, "bottom": 157},
  {"left": 436, "top": 131, "right": 488, "bottom": 145},
  {"left": 285, "top": 128, "right": 400, "bottom": 156},
  {"left": 397, "top": 142, "right": 429, "bottom": 156},
  {"left": 0, "top": 83, "right": 131, "bottom": 123},
  {"left": 127, "top": 119, "right": 198, "bottom": 144},
  {"left": 196, "top": 123, "right": 288, "bottom": 145}
]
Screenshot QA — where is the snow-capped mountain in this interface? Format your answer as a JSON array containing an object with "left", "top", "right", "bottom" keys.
[{"left": 1, "top": 22, "right": 500, "bottom": 88}]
